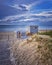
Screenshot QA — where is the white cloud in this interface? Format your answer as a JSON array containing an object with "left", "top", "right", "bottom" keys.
[
  {"left": 9, "top": 0, "right": 43, "bottom": 11},
  {"left": 36, "top": 11, "right": 52, "bottom": 16},
  {"left": 19, "top": 18, "right": 35, "bottom": 22},
  {"left": 19, "top": 17, "right": 52, "bottom": 22},
  {"left": 10, "top": 0, "right": 52, "bottom": 10},
  {"left": 0, "top": 10, "right": 52, "bottom": 23}
]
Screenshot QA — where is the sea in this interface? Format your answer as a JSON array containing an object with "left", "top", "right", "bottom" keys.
[{"left": 0, "top": 25, "right": 52, "bottom": 32}]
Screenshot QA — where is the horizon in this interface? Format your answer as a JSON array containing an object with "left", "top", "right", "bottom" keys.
[{"left": 0, "top": 25, "right": 52, "bottom": 32}]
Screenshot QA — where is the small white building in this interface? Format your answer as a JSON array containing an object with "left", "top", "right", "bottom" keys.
[{"left": 29, "top": 25, "right": 38, "bottom": 34}]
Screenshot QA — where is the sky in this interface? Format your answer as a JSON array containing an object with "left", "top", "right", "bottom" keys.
[{"left": 0, "top": 0, "right": 52, "bottom": 30}]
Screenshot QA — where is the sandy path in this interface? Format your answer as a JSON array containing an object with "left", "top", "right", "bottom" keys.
[{"left": 0, "top": 40, "right": 13, "bottom": 65}]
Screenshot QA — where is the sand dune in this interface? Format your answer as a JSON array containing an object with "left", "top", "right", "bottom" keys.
[{"left": 0, "top": 32, "right": 52, "bottom": 65}]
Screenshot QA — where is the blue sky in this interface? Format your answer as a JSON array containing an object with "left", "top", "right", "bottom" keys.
[{"left": 0, "top": 0, "right": 52, "bottom": 30}]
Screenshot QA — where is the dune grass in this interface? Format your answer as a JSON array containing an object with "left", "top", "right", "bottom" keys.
[
  {"left": 39, "top": 30, "right": 52, "bottom": 37},
  {"left": 11, "top": 34, "right": 52, "bottom": 65}
]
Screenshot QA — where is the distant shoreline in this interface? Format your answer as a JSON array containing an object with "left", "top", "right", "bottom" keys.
[{"left": 0, "top": 25, "right": 52, "bottom": 32}]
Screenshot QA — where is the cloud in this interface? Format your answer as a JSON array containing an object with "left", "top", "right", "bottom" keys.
[
  {"left": 19, "top": 17, "right": 52, "bottom": 22},
  {"left": 32, "top": 11, "right": 52, "bottom": 17},
  {"left": 10, "top": 0, "right": 52, "bottom": 11},
  {"left": 9, "top": 4, "right": 28, "bottom": 11},
  {"left": 9, "top": 0, "right": 43, "bottom": 11},
  {"left": 10, "top": 5, "right": 23, "bottom": 10},
  {"left": 19, "top": 18, "right": 35, "bottom": 22},
  {"left": 0, "top": 10, "right": 52, "bottom": 24}
]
